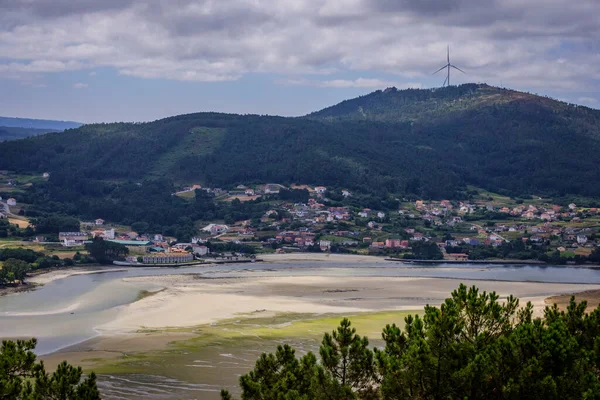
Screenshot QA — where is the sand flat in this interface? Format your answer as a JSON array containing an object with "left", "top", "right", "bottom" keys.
[{"left": 97, "top": 274, "right": 600, "bottom": 333}]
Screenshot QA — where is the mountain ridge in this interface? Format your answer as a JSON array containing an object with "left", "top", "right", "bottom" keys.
[
  {"left": 0, "top": 116, "right": 83, "bottom": 131},
  {"left": 1, "top": 83, "right": 599, "bottom": 199}
]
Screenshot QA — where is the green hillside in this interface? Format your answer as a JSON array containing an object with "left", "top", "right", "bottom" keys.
[
  {"left": 0, "top": 126, "right": 61, "bottom": 142},
  {"left": 1, "top": 83, "right": 600, "bottom": 201}
]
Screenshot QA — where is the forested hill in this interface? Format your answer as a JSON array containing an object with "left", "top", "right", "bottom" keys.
[
  {"left": 310, "top": 83, "right": 600, "bottom": 127},
  {"left": 0, "top": 126, "right": 61, "bottom": 142},
  {"left": 1, "top": 83, "right": 600, "bottom": 199}
]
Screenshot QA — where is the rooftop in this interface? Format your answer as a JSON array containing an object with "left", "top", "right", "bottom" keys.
[{"left": 107, "top": 240, "right": 153, "bottom": 246}]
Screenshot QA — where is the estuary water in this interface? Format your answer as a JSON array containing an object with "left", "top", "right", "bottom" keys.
[
  {"left": 2, "top": 260, "right": 600, "bottom": 354},
  {"left": 3, "top": 260, "right": 600, "bottom": 399}
]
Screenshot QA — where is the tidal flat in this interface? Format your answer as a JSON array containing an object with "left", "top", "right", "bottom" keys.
[
  {"left": 3, "top": 255, "right": 600, "bottom": 399},
  {"left": 44, "top": 310, "right": 415, "bottom": 399}
]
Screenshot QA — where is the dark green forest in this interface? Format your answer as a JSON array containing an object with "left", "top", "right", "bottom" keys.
[
  {"left": 222, "top": 284, "right": 600, "bottom": 400},
  {"left": 2, "top": 84, "right": 600, "bottom": 227},
  {"left": 0, "top": 338, "right": 99, "bottom": 399},
  {"left": 0, "top": 126, "right": 61, "bottom": 142}
]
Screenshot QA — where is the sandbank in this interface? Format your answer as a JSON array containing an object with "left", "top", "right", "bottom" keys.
[
  {"left": 29, "top": 267, "right": 127, "bottom": 285},
  {"left": 98, "top": 274, "right": 599, "bottom": 333}
]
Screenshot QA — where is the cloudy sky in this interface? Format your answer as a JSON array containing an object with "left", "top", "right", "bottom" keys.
[{"left": 1, "top": 0, "right": 599, "bottom": 123}]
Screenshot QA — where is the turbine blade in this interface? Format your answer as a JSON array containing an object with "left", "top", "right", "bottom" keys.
[
  {"left": 432, "top": 65, "right": 448, "bottom": 75},
  {"left": 447, "top": 45, "right": 450, "bottom": 63},
  {"left": 451, "top": 65, "right": 466, "bottom": 73},
  {"left": 443, "top": 75, "right": 448, "bottom": 87}
]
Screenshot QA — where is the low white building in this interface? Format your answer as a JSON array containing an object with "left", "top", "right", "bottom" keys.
[
  {"left": 7, "top": 198, "right": 16, "bottom": 206},
  {"left": 59, "top": 232, "right": 89, "bottom": 247},
  {"left": 142, "top": 253, "right": 194, "bottom": 264}
]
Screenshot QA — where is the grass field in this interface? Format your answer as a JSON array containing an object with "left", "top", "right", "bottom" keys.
[
  {"left": 8, "top": 217, "right": 30, "bottom": 228},
  {"left": 92, "top": 309, "right": 417, "bottom": 375},
  {"left": 175, "top": 190, "right": 196, "bottom": 199}
]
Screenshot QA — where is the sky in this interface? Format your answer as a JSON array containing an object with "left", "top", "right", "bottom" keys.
[{"left": 1, "top": 0, "right": 599, "bottom": 123}]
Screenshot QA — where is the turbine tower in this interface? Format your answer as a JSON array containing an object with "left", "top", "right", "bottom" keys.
[{"left": 433, "top": 46, "right": 465, "bottom": 87}]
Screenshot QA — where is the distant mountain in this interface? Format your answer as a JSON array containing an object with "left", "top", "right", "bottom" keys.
[
  {"left": 0, "top": 116, "right": 83, "bottom": 131},
  {"left": 0, "top": 126, "right": 61, "bottom": 142},
  {"left": 1, "top": 83, "right": 600, "bottom": 201}
]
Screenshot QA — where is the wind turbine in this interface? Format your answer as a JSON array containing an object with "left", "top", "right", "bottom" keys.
[{"left": 433, "top": 46, "right": 465, "bottom": 87}]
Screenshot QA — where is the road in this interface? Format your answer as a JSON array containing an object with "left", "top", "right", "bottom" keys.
[{"left": 0, "top": 201, "right": 9, "bottom": 216}]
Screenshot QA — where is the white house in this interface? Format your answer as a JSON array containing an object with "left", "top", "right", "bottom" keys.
[
  {"left": 192, "top": 245, "right": 210, "bottom": 256},
  {"left": 568, "top": 203, "right": 577, "bottom": 210},
  {"left": 7, "top": 198, "right": 16, "bottom": 206},
  {"left": 43, "top": 172, "right": 50, "bottom": 178},
  {"left": 201, "top": 224, "right": 229, "bottom": 235},
  {"left": 577, "top": 235, "right": 588, "bottom": 245},
  {"left": 264, "top": 184, "right": 281, "bottom": 194},
  {"left": 95, "top": 218, "right": 105, "bottom": 225},
  {"left": 341, "top": 189, "right": 351, "bottom": 197},
  {"left": 377, "top": 212, "right": 386, "bottom": 219},
  {"left": 319, "top": 240, "right": 331, "bottom": 251},
  {"left": 315, "top": 186, "right": 327, "bottom": 194}
]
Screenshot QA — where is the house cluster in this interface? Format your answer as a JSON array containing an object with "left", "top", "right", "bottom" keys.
[
  {"left": 266, "top": 202, "right": 391, "bottom": 229},
  {"left": 59, "top": 220, "right": 212, "bottom": 262},
  {"left": 369, "top": 238, "right": 409, "bottom": 251},
  {"left": 270, "top": 230, "right": 317, "bottom": 248}
]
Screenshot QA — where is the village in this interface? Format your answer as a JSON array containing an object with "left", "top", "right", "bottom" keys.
[
  {"left": 44, "top": 183, "right": 600, "bottom": 264},
  {"left": 1, "top": 171, "right": 599, "bottom": 264}
]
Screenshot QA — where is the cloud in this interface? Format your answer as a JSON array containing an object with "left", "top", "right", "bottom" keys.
[
  {"left": 73, "top": 82, "right": 88, "bottom": 89},
  {"left": 281, "top": 77, "right": 421, "bottom": 89},
  {"left": 0, "top": 0, "right": 598, "bottom": 94},
  {"left": 577, "top": 97, "right": 598, "bottom": 104}
]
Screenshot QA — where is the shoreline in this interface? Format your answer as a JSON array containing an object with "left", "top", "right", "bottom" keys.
[
  {"left": 28, "top": 267, "right": 129, "bottom": 285},
  {"left": 113, "top": 258, "right": 262, "bottom": 267},
  {"left": 387, "top": 258, "right": 547, "bottom": 265},
  {"left": 387, "top": 258, "right": 600, "bottom": 268}
]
